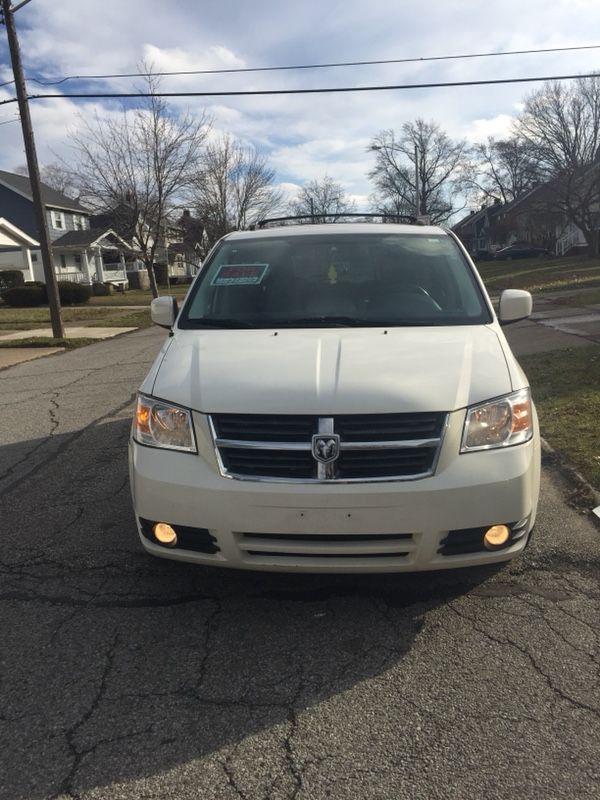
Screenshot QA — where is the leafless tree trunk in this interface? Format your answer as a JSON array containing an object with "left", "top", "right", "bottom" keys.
[
  {"left": 67, "top": 73, "right": 211, "bottom": 297},
  {"left": 191, "top": 134, "right": 282, "bottom": 247},
  {"left": 288, "top": 176, "right": 356, "bottom": 222},
  {"left": 368, "top": 120, "right": 466, "bottom": 224}
]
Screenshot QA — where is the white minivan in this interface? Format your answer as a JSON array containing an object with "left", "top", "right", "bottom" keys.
[{"left": 129, "top": 219, "right": 540, "bottom": 572}]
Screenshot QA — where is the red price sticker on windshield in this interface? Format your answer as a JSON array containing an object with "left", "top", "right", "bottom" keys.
[{"left": 211, "top": 264, "right": 269, "bottom": 286}]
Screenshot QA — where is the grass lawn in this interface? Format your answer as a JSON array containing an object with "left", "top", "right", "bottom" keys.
[
  {"left": 552, "top": 288, "right": 600, "bottom": 307},
  {"left": 90, "top": 309, "right": 151, "bottom": 328},
  {"left": 520, "top": 345, "right": 600, "bottom": 490},
  {"left": 88, "top": 284, "right": 190, "bottom": 306},
  {"left": 476, "top": 254, "right": 600, "bottom": 293},
  {"left": 0, "top": 306, "right": 151, "bottom": 331}
]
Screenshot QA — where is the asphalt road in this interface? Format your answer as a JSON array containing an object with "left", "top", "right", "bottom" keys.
[{"left": 1, "top": 327, "right": 599, "bottom": 800}]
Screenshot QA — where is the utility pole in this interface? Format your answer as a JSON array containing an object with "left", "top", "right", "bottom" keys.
[
  {"left": 1, "top": 0, "right": 64, "bottom": 337},
  {"left": 414, "top": 144, "right": 420, "bottom": 218}
]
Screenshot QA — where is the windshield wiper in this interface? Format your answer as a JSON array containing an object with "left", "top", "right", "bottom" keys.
[
  {"left": 264, "top": 317, "right": 446, "bottom": 328},
  {"left": 265, "top": 316, "right": 374, "bottom": 327},
  {"left": 186, "top": 318, "right": 259, "bottom": 329}
]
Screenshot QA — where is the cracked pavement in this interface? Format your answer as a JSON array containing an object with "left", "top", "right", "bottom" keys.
[{"left": 0, "top": 327, "right": 599, "bottom": 800}]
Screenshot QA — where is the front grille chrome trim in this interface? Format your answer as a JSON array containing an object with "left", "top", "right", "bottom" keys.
[
  {"left": 215, "top": 437, "right": 441, "bottom": 451},
  {"left": 215, "top": 438, "right": 312, "bottom": 451},
  {"left": 209, "top": 413, "right": 449, "bottom": 483}
]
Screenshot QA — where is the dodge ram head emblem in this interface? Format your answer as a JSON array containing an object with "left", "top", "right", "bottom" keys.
[{"left": 312, "top": 434, "right": 340, "bottom": 463}]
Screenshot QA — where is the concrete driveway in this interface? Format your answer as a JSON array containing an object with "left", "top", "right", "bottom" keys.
[{"left": 0, "top": 327, "right": 599, "bottom": 800}]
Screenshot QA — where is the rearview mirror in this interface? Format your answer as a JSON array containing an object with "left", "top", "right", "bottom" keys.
[
  {"left": 498, "top": 289, "right": 532, "bottom": 325},
  {"left": 151, "top": 296, "right": 178, "bottom": 329}
]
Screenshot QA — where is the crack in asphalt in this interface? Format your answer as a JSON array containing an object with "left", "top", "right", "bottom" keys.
[
  {"left": 0, "top": 590, "right": 215, "bottom": 608},
  {"left": 195, "top": 598, "right": 223, "bottom": 692},
  {"left": 448, "top": 602, "right": 600, "bottom": 721},
  {"left": 219, "top": 757, "right": 253, "bottom": 800},
  {"left": 55, "top": 634, "right": 119, "bottom": 800},
  {"left": 282, "top": 667, "right": 307, "bottom": 800},
  {"left": 0, "top": 392, "right": 137, "bottom": 496},
  {"left": 515, "top": 595, "right": 598, "bottom": 658}
]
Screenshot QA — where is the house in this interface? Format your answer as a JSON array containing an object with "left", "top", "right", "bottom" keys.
[
  {"left": 452, "top": 199, "right": 505, "bottom": 256},
  {"left": 454, "top": 173, "right": 600, "bottom": 257},
  {"left": 0, "top": 170, "right": 132, "bottom": 288},
  {"left": 174, "top": 209, "right": 206, "bottom": 273},
  {"left": 0, "top": 217, "right": 40, "bottom": 280},
  {"left": 91, "top": 203, "right": 202, "bottom": 283}
]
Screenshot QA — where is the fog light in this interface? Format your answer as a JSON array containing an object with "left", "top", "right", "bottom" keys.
[
  {"left": 483, "top": 524, "right": 511, "bottom": 550},
  {"left": 153, "top": 522, "right": 177, "bottom": 547}
]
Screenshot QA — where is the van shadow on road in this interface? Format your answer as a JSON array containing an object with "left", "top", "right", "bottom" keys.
[{"left": 0, "top": 417, "right": 510, "bottom": 800}]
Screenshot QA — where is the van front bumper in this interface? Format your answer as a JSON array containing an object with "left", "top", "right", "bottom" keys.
[{"left": 129, "top": 423, "right": 541, "bottom": 573}]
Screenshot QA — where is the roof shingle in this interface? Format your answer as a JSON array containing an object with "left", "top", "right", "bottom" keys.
[{"left": 0, "top": 170, "right": 90, "bottom": 213}]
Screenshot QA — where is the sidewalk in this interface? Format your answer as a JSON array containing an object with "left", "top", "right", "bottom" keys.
[
  {"left": 0, "top": 325, "right": 138, "bottom": 370},
  {"left": 503, "top": 291, "right": 600, "bottom": 355}
]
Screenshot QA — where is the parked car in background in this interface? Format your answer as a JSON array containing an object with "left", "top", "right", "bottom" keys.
[
  {"left": 494, "top": 243, "right": 550, "bottom": 260},
  {"left": 130, "top": 218, "right": 540, "bottom": 573},
  {"left": 472, "top": 249, "right": 494, "bottom": 261}
]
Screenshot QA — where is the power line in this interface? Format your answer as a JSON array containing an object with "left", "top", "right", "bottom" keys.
[
  {"left": 1, "top": 42, "right": 600, "bottom": 88},
  {"left": 0, "top": 70, "right": 598, "bottom": 106}
]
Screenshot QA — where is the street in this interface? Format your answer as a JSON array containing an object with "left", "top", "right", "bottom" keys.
[{"left": 1, "top": 326, "right": 599, "bottom": 800}]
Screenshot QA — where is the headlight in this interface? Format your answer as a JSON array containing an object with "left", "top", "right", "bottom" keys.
[
  {"left": 461, "top": 388, "right": 533, "bottom": 452},
  {"left": 133, "top": 394, "right": 197, "bottom": 453}
]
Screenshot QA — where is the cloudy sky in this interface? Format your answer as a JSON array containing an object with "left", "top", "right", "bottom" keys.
[{"left": 1, "top": 0, "right": 600, "bottom": 209}]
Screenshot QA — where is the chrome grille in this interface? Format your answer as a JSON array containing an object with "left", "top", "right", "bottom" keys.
[{"left": 210, "top": 412, "right": 447, "bottom": 483}]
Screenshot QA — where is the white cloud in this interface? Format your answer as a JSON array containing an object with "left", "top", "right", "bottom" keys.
[
  {"left": 2, "top": 0, "right": 600, "bottom": 200},
  {"left": 466, "top": 114, "right": 516, "bottom": 143}
]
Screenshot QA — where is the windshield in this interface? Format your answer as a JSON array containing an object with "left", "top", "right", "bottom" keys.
[{"left": 179, "top": 232, "right": 492, "bottom": 328}]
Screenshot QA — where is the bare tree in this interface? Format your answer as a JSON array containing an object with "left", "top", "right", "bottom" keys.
[
  {"left": 288, "top": 176, "right": 356, "bottom": 222},
  {"left": 67, "top": 73, "right": 210, "bottom": 296},
  {"left": 192, "top": 134, "right": 282, "bottom": 246},
  {"left": 457, "top": 136, "right": 543, "bottom": 205},
  {"left": 368, "top": 120, "right": 466, "bottom": 224},
  {"left": 15, "top": 161, "right": 80, "bottom": 198},
  {"left": 515, "top": 77, "right": 600, "bottom": 255},
  {"left": 368, "top": 188, "right": 415, "bottom": 219}
]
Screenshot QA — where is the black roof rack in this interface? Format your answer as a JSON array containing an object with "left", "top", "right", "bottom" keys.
[{"left": 253, "top": 212, "right": 421, "bottom": 230}]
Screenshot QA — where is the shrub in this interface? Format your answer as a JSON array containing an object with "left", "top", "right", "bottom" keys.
[
  {"left": 2, "top": 285, "right": 46, "bottom": 307},
  {"left": 92, "top": 282, "right": 112, "bottom": 296},
  {"left": 0, "top": 270, "right": 25, "bottom": 292},
  {"left": 57, "top": 281, "right": 91, "bottom": 304}
]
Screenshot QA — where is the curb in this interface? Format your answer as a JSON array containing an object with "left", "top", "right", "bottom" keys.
[{"left": 540, "top": 436, "right": 600, "bottom": 527}]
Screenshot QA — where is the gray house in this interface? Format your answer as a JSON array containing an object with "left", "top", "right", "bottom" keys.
[{"left": 0, "top": 170, "right": 131, "bottom": 287}]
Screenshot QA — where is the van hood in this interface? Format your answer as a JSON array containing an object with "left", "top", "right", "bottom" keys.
[{"left": 149, "top": 326, "right": 512, "bottom": 415}]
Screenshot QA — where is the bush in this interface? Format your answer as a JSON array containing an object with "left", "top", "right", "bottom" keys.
[
  {"left": 57, "top": 281, "right": 91, "bottom": 305},
  {"left": 0, "top": 270, "right": 25, "bottom": 292},
  {"left": 2, "top": 285, "right": 46, "bottom": 307},
  {"left": 92, "top": 282, "right": 112, "bottom": 296}
]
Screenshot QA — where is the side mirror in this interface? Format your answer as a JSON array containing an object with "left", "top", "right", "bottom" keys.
[
  {"left": 151, "top": 296, "right": 178, "bottom": 329},
  {"left": 498, "top": 289, "right": 532, "bottom": 325}
]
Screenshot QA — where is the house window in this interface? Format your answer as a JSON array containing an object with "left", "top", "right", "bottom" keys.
[
  {"left": 52, "top": 210, "right": 65, "bottom": 229},
  {"left": 74, "top": 255, "right": 82, "bottom": 268},
  {"left": 31, "top": 253, "right": 38, "bottom": 262},
  {"left": 73, "top": 215, "right": 85, "bottom": 231},
  {"left": 60, "top": 254, "right": 67, "bottom": 269}
]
